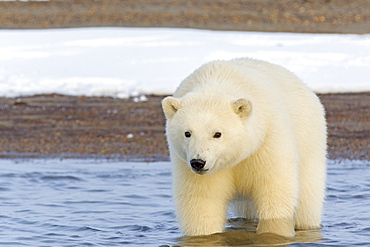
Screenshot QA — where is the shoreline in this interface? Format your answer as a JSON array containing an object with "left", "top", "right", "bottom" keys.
[
  {"left": 1, "top": 0, "right": 369, "bottom": 34},
  {"left": 1, "top": 93, "right": 369, "bottom": 161}
]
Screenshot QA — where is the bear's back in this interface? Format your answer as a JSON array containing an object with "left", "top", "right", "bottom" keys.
[{"left": 174, "top": 58, "right": 310, "bottom": 99}]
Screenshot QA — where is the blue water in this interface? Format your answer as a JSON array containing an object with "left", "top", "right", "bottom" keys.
[{"left": 0, "top": 159, "right": 369, "bottom": 246}]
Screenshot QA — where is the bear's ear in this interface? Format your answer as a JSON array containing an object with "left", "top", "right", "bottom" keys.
[
  {"left": 162, "top": 96, "right": 181, "bottom": 118},
  {"left": 232, "top": 98, "right": 252, "bottom": 119}
]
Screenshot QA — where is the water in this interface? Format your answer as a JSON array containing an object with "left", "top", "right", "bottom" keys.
[{"left": 0, "top": 159, "right": 369, "bottom": 246}]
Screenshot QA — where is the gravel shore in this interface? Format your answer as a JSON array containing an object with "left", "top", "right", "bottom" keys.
[
  {"left": 0, "top": 93, "right": 369, "bottom": 161},
  {"left": 0, "top": 0, "right": 369, "bottom": 160},
  {"left": 1, "top": 0, "right": 370, "bottom": 33}
]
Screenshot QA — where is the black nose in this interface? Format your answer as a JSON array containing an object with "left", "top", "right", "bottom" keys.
[{"left": 190, "top": 159, "right": 206, "bottom": 171}]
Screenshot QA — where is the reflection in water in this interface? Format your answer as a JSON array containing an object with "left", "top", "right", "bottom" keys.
[{"left": 178, "top": 218, "right": 322, "bottom": 246}]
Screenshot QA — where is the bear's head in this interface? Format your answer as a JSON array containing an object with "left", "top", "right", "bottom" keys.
[{"left": 162, "top": 93, "right": 256, "bottom": 175}]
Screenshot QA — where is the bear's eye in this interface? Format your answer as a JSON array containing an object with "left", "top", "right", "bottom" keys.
[
  {"left": 184, "top": 131, "right": 191, "bottom": 138},
  {"left": 213, "top": 132, "right": 222, "bottom": 138}
]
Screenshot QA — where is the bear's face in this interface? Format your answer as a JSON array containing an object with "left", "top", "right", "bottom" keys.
[{"left": 162, "top": 95, "right": 253, "bottom": 175}]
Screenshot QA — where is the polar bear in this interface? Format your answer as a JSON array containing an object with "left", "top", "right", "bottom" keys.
[{"left": 162, "top": 58, "right": 326, "bottom": 237}]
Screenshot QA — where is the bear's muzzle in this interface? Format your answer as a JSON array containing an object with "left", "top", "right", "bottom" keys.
[{"left": 190, "top": 159, "right": 208, "bottom": 174}]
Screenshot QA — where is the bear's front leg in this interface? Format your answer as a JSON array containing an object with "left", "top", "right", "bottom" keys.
[
  {"left": 173, "top": 164, "right": 234, "bottom": 236},
  {"left": 253, "top": 184, "right": 297, "bottom": 237},
  {"left": 175, "top": 191, "right": 228, "bottom": 236},
  {"left": 257, "top": 217, "right": 295, "bottom": 237},
  {"left": 250, "top": 155, "right": 299, "bottom": 237}
]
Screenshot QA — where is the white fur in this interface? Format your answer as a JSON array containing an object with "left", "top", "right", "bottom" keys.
[{"left": 162, "top": 58, "right": 326, "bottom": 237}]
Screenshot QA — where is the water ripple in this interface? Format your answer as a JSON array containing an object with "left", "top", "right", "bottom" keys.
[
  {"left": 0, "top": 159, "right": 368, "bottom": 246},
  {"left": 40, "top": 175, "right": 84, "bottom": 181}
]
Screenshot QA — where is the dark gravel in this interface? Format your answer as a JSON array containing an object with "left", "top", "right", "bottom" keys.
[
  {"left": 1, "top": 0, "right": 370, "bottom": 33},
  {"left": 0, "top": 93, "right": 369, "bottom": 161}
]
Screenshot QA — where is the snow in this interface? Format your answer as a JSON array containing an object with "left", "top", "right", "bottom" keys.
[{"left": 0, "top": 27, "right": 369, "bottom": 98}]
